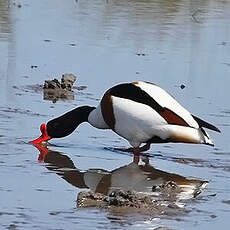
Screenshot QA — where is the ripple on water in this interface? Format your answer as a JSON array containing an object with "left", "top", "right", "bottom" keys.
[
  {"left": 0, "top": 0, "right": 230, "bottom": 229},
  {"left": 0, "top": 106, "right": 48, "bottom": 118},
  {"left": 222, "top": 200, "right": 230, "bottom": 205}
]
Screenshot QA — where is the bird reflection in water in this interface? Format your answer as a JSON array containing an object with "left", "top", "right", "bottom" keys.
[{"left": 33, "top": 144, "right": 208, "bottom": 202}]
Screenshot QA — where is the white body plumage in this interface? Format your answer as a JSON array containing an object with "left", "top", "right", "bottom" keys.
[{"left": 88, "top": 81, "right": 218, "bottom": 148}]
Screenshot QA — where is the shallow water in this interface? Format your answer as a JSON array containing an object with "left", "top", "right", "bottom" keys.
[{"left": 0, "top": 0, "right": 230, "bottom": 229}]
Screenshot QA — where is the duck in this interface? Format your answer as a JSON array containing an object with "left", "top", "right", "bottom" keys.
[{"left": 30, "top": 81, "right": 220, "bottom": 156}]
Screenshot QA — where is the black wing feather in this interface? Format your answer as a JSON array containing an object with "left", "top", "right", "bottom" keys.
[
  {"left": 192, "top": 115, "right": 221, "bottom": 133},
  {"left": 110, "top": 83, "right": 189, "bottom": 126}
]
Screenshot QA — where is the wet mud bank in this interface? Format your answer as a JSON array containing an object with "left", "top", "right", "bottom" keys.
[
  {"left": 76, "top": 176, "right": 207, "bottom": 216},
  {"left": 77, "top": 189, "right": 186, "bottom": 215}
]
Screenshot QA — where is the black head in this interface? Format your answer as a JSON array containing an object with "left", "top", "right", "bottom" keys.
[{"left": 30, "top": 106, "right": 95, "bottom": 144}]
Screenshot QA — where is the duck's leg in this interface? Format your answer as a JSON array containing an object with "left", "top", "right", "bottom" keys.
[
  {"left": 133, "top": 143, "right": 151, "bottom": 164},
  {"left": 133, "top": 147, "right": 141, "bottom": 164},
  {"left": 117, "top": 143, "right": 151, "bottom": 153},
  {"left": 139, "top": 143, "right": 151, "bottom": 152}
]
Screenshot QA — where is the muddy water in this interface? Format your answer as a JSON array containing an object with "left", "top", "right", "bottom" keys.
[{"left": 0, "top": 0, "right": 230, "bottom": 229}]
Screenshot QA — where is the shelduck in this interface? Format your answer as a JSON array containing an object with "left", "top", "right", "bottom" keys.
[{"left": 30, "top": 81, "right": 220, "bottom": 156}]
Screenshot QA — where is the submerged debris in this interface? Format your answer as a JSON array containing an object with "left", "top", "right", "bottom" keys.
[
  {"left": 43, "top": 73, "right": 77, "bottom": 103},
  {"left": 180, "top": 84, "right": 186, "bottom": 89},
  {"left": 31, "top": 65, "right": 38, "bottom": 69}
]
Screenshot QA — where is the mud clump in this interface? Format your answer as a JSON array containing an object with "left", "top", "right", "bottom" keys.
[
  {"left": 43, "top": 73, "right": 77, "bottom": 103},
  {"left": 77, "top": 191, "right": 106, "bottom": 208},
  {"left": 43, "top": 73, "right": 76, "bottom": 91},
  {"left": 106, "top": 190, "right": 155, "bottom": 209},
  {"left": 77, "top": 189, "right": 171, "bottom": 214}
]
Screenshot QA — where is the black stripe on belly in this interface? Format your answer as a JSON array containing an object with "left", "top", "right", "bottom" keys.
[
  {"left": 109, "top": 83, "right": 189, "bottom": 127},
  {"left": 146, "top": 136, "right": 170, "bottom": 143}
]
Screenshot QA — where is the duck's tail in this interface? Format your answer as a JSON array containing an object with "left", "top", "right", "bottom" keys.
[
  {"left": 192, "top": 115, "right": 221, "bottom": 133},
  {"left": 167, "top": 125, "right": 215, "bottom": 146},
  {"left": 199, "top": 127, "right": 214, "bottom": 146}
]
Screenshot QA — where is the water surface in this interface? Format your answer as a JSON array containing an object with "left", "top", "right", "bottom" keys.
[{"left": 0, "top": 0, "right": 230, "bottom": 229}]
